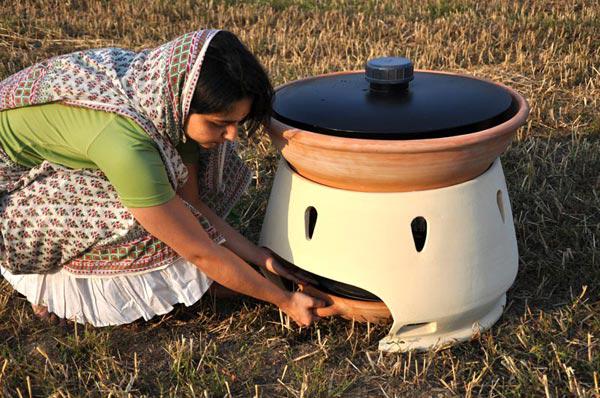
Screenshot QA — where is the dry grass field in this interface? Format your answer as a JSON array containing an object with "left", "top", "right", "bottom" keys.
[{"left": 0, "top": 0, "right": 599, "bottom": 396}]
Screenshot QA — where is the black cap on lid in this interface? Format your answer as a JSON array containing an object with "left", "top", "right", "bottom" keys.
[
  {"left": 365, "top": 56, "right": 414, "bottom": 86},
  {"left": 272, "top": 57, "right": 517, "bottom": 140}
]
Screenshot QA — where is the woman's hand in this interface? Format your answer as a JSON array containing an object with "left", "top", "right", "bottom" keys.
[{"left": 280, "top": 291, "right": 325, "bottom": 327}]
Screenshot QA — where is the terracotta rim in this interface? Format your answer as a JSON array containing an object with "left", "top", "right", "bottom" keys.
[{"left": 268, "top": 69, "right": 530, "bottom": 153}]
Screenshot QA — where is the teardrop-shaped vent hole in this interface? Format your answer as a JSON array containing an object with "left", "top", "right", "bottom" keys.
[
  {"left": 411, "top": 216, "right": 427, "bottom": 252},
  {"left": 496, "top": 190, "right": 505, "bottom": 223},
  {"left": 305, "top": 206, "right": 318, "bottom": 240}
]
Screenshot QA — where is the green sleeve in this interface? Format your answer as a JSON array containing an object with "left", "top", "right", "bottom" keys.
[{"left": 86, "top": 117, "right": 176, "bottom": 208}]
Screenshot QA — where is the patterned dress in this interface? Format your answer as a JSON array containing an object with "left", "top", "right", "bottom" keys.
[{"left": 0, "top": 30, "right": 253, "bottom": 325}]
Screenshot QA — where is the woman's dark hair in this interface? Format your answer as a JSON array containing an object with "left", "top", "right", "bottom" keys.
[{"left": 190, "top": 31, "right": 273, "bottom": 136}]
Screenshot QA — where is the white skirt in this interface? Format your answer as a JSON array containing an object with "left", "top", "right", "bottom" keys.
[{"left": 0, "top": 257, "right": 212, "bottom": 327}]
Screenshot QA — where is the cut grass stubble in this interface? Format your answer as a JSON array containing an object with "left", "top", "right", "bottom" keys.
[{"left": 0, "top": 0, "right": 599, "bottom": 396}]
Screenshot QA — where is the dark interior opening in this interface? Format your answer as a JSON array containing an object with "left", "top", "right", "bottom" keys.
[
  {"left": 305, "top": 206, "right": 318, "bottom": 240},
  {"left": 269, "top": 252, "right": 383, "bottom": 302},
  {"left": 411, "top": 216, "right": 427, "bottom": 252}
]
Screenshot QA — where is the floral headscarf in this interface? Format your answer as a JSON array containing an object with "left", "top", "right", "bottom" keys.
[{"left": 0, "top": 29, "right": 220, "bottom": 190}]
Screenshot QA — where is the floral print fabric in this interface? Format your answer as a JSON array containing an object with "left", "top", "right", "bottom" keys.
[{"left": 0, "top": 30, "right": 252, "bottom": 275}]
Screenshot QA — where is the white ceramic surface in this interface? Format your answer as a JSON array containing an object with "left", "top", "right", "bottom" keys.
[{"left": 260, "top": 159, "right": 518, "bottom": 352}]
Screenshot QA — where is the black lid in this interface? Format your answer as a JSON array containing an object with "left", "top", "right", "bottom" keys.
[{"left": 272, "top": 57, "right": 516, "bottom": 140}]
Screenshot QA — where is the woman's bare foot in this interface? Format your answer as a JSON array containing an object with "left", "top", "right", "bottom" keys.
[
  {"left": 31, "top": 304, "right": 49, "bottom": 318},
  {"left": 31, "top": 304, "right": 60, "bottom": 325}
]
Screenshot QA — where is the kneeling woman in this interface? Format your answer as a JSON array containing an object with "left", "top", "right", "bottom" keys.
[{"left": 0, "top": 29, "right": 324, "bottom": 327}]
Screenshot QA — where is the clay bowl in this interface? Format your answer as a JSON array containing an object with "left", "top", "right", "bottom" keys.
[
  {"left": 268, "top": 70, "right": 530, "bottom": 192},
  {"left": 299, "top": 284, "right": 391, "bottom": 324},
  {"left": 267, "top": 251, "right": 391, "bottom": 324}
]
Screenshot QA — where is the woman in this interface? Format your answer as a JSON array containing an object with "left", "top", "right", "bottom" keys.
[{"left": 0, "top": 29, "right": 324, "bottom": 327}]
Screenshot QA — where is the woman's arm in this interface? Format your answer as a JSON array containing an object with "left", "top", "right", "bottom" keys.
[
  {"left": 177, "top": 162, "right": 301, "bottom": 283},
  {"left": 177, "top": 162, "right": 266, "bottom": 264},
  {"left": 128, "top": 195, "right": 323, "bottom": 326}
]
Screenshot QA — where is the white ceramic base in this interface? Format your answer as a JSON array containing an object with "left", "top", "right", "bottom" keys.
[
  {"left": 260, "top": 158, "right": 518, "bottom": 352},
  {"left": 378, "top": 294, "right": 506, "bottom": 352}
]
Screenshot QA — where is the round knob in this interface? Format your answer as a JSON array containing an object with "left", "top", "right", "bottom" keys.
[{"left": 365, "top": 57, "right": 414, "bottom": 87}]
